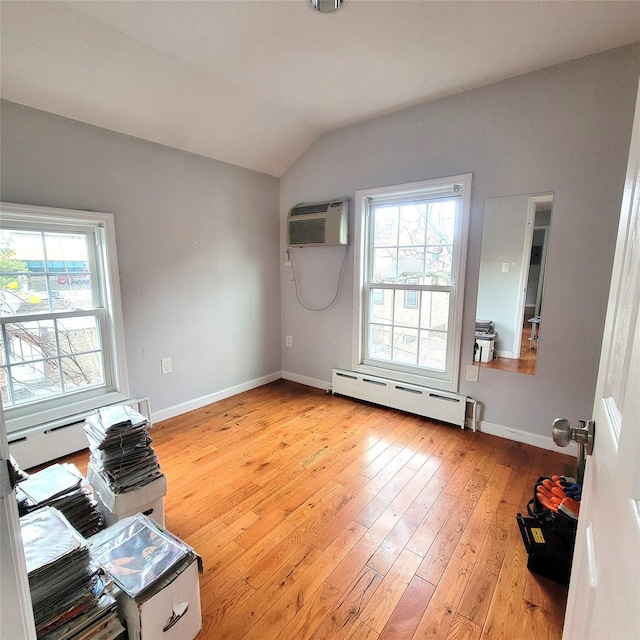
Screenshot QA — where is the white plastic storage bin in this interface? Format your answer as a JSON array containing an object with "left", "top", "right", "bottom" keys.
[
  {"left": 474, "top": 335, "right": 496, "bottom": 363},
  {"left": 87, "top": 463, "right": 166, "bottom": 527}
]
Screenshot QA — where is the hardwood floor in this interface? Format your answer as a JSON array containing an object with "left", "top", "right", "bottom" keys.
[
  {"left": 478, "top": 327, "right": 538, "bottom": 375},
  {"left": 61, "top": 380, "right": 574, "bottom": 640}
]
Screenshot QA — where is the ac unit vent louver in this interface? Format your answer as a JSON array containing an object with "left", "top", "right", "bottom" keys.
[
  {"left": 287, "top": 199, "right": 349, "bottom": 247},
  {"left": 289, "top": 218, "right": 326, "bottom": 245},
  {"left": 289, "top": 203, "right": 332, "bottom": 216}
]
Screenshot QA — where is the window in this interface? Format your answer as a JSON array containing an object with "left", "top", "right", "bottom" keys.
[
  {"left": 353, "top": 175, "right": 471, "bottom": 391},
  {"left": 0, "top": 203, "right": 128, "bottom": 433},
  {"left": 404, "top": 279, "right": 419, "bottom": 309}
]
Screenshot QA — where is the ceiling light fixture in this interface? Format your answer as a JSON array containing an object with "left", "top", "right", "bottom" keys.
[{"left": 309, "top": 0, "right": 345, "bottom": 13}]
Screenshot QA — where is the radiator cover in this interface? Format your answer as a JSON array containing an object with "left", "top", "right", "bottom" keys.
[
  {"left": 331, "top": 368, "right": 468, "bottom": 428},
  {"left": 7, "top": 398, "right": 151, "bottom": 470}
]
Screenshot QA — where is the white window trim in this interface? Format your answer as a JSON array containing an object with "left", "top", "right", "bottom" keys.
[
  {"left": 0, "top": 202, "right": 129, "bottom": 433},
  {"left": 351, "top": 174, "right": 472, "bottom": 392}
]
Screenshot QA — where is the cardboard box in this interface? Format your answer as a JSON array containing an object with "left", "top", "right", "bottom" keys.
[
  {"left": 117, "top": 555, "right": 202, "bottom": 640},
  {"left": 88, "top": 464, "right": 167, "bottom": 527}
]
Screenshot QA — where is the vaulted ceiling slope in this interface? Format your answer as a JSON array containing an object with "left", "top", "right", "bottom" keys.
[{"left": 2, "top": 1, "right": 640, "bottom": 177}]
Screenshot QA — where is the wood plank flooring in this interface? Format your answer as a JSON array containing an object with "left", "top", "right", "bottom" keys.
[
  {"left": 61, "top": 380, "right": 574, "bottom": 640},
  {"left": 478, "top": 327, "right": 538, "bottom": 376}
]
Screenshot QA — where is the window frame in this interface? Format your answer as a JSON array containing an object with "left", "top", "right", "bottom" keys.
[
  {"left": 0, "top": 202, "right": 129, "bottom": 433},
  {"left": 352, "top": 175, "right": 472, "bottom": 392}
]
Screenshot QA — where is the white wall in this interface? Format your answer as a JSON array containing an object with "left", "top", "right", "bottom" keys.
[
  {"left": 280, "top": 45, "right": 640, "bottom": 442},
  {"left": 1, "top": 46, "right": 639, "bottom": 448},
  {"left": 0, "top": 102, "right": 282, "bottom": 420}
]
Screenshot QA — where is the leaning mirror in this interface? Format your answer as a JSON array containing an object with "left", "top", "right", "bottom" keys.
[{"left": 474, "top": 192, "right": 553, "bottom": 375}]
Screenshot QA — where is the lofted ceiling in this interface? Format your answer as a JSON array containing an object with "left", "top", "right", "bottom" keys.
[{"left": 2, "top": 1, "right": 640, "bottom": 177}]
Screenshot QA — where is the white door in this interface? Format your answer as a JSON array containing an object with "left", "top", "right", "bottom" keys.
[
  {"left": 563, "top": 82, "right": 640, "bottom": 639},
  {"left": 0, "top": 403, "right": 37, "bottom": 639}
]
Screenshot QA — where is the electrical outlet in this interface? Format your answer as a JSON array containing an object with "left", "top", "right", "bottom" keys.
[
  {"left": 285, "top": 335, "right": 293, "bottom": 347},
  {"left": 161, "top": 357, "right": 172, "bottom": 375},
  {"left": 502, "top": 262, "right": 510, "bottom": 273},
  {"left": 466, "top": 364, "right": 479, "bottom": 382}
]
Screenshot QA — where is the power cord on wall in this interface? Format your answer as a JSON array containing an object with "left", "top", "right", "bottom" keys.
[{"left": 287, "top": 246, "right": 349, "bottom": 311}]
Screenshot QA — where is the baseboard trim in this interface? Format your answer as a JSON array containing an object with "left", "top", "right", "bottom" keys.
[
  {"left": 11, "top": 373, "right": 577, "bottom": 467},
  {"left": 151, "top": 371, "right": 282, "bottom": 424},
  {"left": 281, "top": 371, "right": 330, "bottom": 391},
  {"left": 479, "top": 420, "right": 578, "bottom": 456},
  {"left": 283, "top": 375, "right": 575, "bottom": 455}
]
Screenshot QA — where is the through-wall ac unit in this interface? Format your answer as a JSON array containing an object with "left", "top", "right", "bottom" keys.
[{"left": 287, "top": 199, "right": 349, "bottom": 247}]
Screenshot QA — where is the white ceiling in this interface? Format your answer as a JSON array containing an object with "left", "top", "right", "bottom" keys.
[{"left": 2, "top": 1, "right": 640, "bottom": 177}]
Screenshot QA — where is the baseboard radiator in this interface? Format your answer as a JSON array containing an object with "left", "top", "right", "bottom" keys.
[
  {"left": 331, "top": 368, "right": 469, "bottom": 429},
  {"left": 7, "top": 398, "right": 151, "bottom": 470},
  {"left": 8, "top": 419, "right": 90, "bottom": 471}
]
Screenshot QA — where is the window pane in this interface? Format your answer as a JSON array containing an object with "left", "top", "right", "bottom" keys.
[
  {"left": 48, "top": 274, "right": 93, "bottom": 311},
  {"left": 420, "top": 292, "right": 449, "bottom": 331},
  {"left": 394, "top": 290, "right": 419, "bottom": 327},
  {"left": 18, "top": 276, "right": 52, "bottom": 313},
  {"left": 369, "top": 324, "right": 392, "bottom": 361},
  {"left": 57, "top": 316, "right": 100, "bottom": 355},
  {"left": 370, "top": 288, "right": 392, "bottom": 323},
  {"left": 398, "top": 248, "right": 424, "bottom": 282},
  {"left": 372, "top": 199, "right": 458, "bottom": 286},
  {"left": 0, "top": 230, "right": 42, "bottom": 275},
  {"left": 423, "top": 199, "right": 457, "bottom": 284},
  {"left": 10, "top": 360, "right": 62, "bottom": 404},
  {"left": 2, "top": 367, "right": 39, "bottom": 406},
  {"left": 62, "top": 353, "right": 104, "bottom": 392},
  {"left": 393, "top": 328, "right": 418, "bottom": 365},
  {"left": 1, "top": 229, "right": 94, "bottom": 316},
  {"left": 418, "top": 330, "right": 447, "bottom": 371},
  {"left": 373, "top": 248, "right": 398, "bottom": 282},
  {"left": 5, "top": 320, "right": 57, "bottom": 364},
  {"left": 426, "top": 200, "right": 456, "bottom": 244},
  {"left": 44, "top": 232, "right": 89, "bottom": 269},
  {"left": 0, "top": 289, "right": 24, "bottom": 316},
  {"left": 399, "top": 204, "right": 426, "bottom": 247},
  {"left": 374, "top": 206, "right": 398, "bottom": 247},
  {"left": 424, "top": 246, "right": 453, "bottom": 284}
]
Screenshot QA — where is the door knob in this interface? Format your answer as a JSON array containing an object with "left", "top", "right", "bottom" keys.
[
  {"left": 552, "top": 418, "right": 595, "bottom": 454},
  {"left": 552, "top": 418, "right": 595, "bottom": 485}
]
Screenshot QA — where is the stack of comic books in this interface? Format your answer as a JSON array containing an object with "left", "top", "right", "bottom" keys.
[
  {"left": 20, "top": 507, "right": 123, "bottom": 640},
  {"left": 84, "top": 405, "right": 162, "bottom": 494},
  {"left": 17, "top": 464, "right": 104, "bottom": 538}
]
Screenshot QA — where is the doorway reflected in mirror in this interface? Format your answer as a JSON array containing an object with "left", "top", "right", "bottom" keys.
[{"left": 474, "top": 192, "right": 553, "bottom": 375}]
